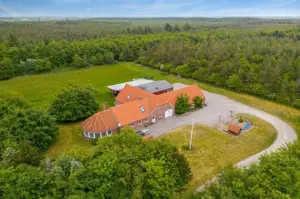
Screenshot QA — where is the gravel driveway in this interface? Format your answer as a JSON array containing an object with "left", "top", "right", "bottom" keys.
[{"left": 148, "top": 88, "right": 297, "bottom": 167}]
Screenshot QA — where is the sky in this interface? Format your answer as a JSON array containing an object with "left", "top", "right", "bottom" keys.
[{"left": 0, "top": 0, "right": 300, "bottom": 18}]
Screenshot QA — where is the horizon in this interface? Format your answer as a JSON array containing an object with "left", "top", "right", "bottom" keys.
[{"left": 0, "top": 0, "right": 300, "bottom": 18}]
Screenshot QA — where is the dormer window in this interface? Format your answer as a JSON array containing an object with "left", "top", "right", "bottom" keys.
[
  {"left": 126, "top": 94, "right": 131, "bottom": 100},
  {"left": 140, "top": 106, "right": 145, "bottom": 113}
]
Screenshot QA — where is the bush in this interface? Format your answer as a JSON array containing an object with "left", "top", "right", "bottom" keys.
[
  {"left": 0, "top": 108, "right": 58, "bottom": 151},
  {"left": 239, "top": 116, "right": 244, "bottom": 123},
  {"left": 49, "top": 83, "right": 98, "bottom": 122},
  {"left": 175, "top": 93, "right": 191, "bottom": 115},
  {"left": 193, "top": 96, "right": 203, "bottom": 108}
]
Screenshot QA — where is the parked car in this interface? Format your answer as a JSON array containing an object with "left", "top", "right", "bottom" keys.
[{"left": 136, "top": 129, "right": 152, "bottom": 136}]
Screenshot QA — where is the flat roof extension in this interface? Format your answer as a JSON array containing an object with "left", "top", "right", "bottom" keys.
[
  {"left": 137, "top": 80, "right": 173, "bottom": 93},
  {"left": 107, "top": 79, "right": 154, "bottom": 91}
]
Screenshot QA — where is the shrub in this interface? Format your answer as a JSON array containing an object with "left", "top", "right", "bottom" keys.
[
  {"left": 49, "top": 83, "right": 98, "bottom": 122},
  {"left": 193, "top": 96, "right": 203, "bottom": 108},
  {"left": 0, "top": 108, "right": 58, "bottom": 151},
  {"left": 175, "top": 93, "right": 191, "bottom": 115},
  {"left": 239, "top": 116, "right": 244, "bottom": 123}
]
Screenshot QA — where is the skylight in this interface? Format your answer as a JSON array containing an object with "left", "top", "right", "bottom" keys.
[
  {"left": 126, "top": 94, "right": 131, "bottom": 100},
  {"left": 140, "top": 106, "right": 145, "bottom": 113}
]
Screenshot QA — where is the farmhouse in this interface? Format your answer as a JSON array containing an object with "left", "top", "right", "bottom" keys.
[{"left": 81, "top": 83, "right": 205, "bottom": 139}]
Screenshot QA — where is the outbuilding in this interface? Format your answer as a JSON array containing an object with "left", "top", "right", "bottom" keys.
[
  {"left": 107, "top": 79, "right": 153, "bottom": 96},
  {"left": 137, "top": 80, "right": 173, "bottom": 95}
]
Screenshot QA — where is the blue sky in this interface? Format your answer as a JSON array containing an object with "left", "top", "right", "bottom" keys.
[{"left": 0, "top": 0, "right": 300, "bottom": 17}]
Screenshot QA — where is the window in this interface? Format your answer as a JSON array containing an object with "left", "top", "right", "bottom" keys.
[
  {"left": 88, "top": 132, "right": 93, "bottom": 138},
  {"left": 145, "top": 118, "right": 149, "bottom": 122},
  {"left": 159, "top": 113, "right": 162, "bottom": 118},
  {"left": 152, "top": 115, "right": 156, "bottom": 119},
  {"left": 126, "top": 94, "right": 131, "bottom": 100},
  {"left": 139, "top": 120, "right": 142, "bottom": 125},
  {"left": 107, "top": 130, "right": 112, "bottom": 136},
  {"left": 140, "top": 106, "right": 145, "bottom": 112},
  {"left": 132, "top": 122, "right": 135, "bottom": 127}
]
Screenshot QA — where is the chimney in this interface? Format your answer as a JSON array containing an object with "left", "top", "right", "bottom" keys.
[{"left": 103, "top": 102, "right": 107, "bottom": 111}]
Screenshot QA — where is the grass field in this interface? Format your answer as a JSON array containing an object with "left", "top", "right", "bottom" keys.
[
  {"left": 0, "top": 62, "right": 299, "bottom": 157},
  {"left": 162, "top": 114, "right": 277, "bottom": 192}
]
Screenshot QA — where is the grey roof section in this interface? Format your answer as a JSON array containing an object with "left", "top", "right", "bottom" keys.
[
  {"left": 107, "top": 79, "right": 153, "bottom": 91},
  {"left": 137, "top": 80, "right": 173, "bottom": 93}
]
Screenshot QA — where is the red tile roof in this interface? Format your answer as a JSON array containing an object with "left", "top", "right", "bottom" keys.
[
  {"left": 115, "top": 84, "right": 155, "bottom": 104},
  {"left": 81, "top": 84, "right": 206, "bottom": 133},
  {"left": 81, "top": 109, "right": 119, "bottom": 133},
  {"left": 112, "top": 97, "right": 150, "bottom": 126},
  {"left": 157, "top": 84, "right": 205, "bottom": 106},
  {"left": 228, "top": 124, "right": 242, "bottom": 135}
]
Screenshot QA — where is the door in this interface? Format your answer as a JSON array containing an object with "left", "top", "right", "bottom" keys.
[
  {"left": 165, "top": 109, "right": 173, "bottom": 118},
  {"left": 152, "top": 115, "right": 156, "bottom": 123}
]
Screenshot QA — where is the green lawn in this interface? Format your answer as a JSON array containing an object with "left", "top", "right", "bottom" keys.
[
  {"left": 0, "top": 62, "right": 299, "bottom": 158},
  {"left": 162, "top": 114, "right": 277, "bottom": 192}
]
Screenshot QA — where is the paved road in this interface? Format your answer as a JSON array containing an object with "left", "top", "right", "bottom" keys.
[{"left": 148, "top": 88, "right": 297, "bottom": 190}]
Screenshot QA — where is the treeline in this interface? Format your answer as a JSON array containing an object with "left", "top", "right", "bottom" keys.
[
  {"left": 187, "top": 142, "right": 300, "bottom": 199},
  {"left": 2, "top": 29, "right": 300, "bottom": 109}
]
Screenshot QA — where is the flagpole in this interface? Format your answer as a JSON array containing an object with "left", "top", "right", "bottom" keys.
[{"left": 189, "top": 117, "right": 194, "bottom": 150}]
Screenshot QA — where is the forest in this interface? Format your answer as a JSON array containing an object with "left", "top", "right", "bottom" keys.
[
  {"left": 1, "top": 25, "right": 300, "bottom": 108},
  {"left": 1, "top": 18, "right": 300, "bottom": 198}
]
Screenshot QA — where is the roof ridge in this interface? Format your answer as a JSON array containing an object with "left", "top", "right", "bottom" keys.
[
  {"left": 99, "top": 114, "right": 107, "bottom": 131},
  {"left": 110, "top": 108, "right": 120, "bottom": 127}
]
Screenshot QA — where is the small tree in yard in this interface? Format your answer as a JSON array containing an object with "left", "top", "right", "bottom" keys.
[
  {"left": 193, "top": 96, "right": 203, "bottom": 108},
  {"left": 175, "top": 93, "right": 191, "bottom": 115},
  {"left": 49, "top": 83, "right": 98, "bottom": 122}
]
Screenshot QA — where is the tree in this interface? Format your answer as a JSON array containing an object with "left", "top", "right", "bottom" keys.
[
  {"left": 0, "top": 108, "right": 58, "bottom": 151},
  {"left": 34, "top": 58, "right": 52, "bottom": 73},
  {"left": 164, "top": 23, "right": 173, "bottom": 32},
  {"left": 49, "top": 83, "right": 98, "bottom": 122},
  {"left": 226, "top": 74, "right": 243, "bottom": 91},
  {"left": 119, "top": 47, "right": 135, "bottom": 61},
  {"left": 72, "top": 54, "right": 89, "bottom": 68},
  {"left": 104, "top": 52, "right": 114, "bottom": 64},
  {"left": 0, "top": 57, "right": 14, "bottom": 80},
  {"left": 75, "top": 130, "right": 191, "bottom": 199},
  {"left": 193, "top": 96, "right": 203, "bottom": 108},
  {"left": 174, "top": 24, "right": 181, "bottom": 32},
  {"left": 175, "top": 93, "right": 191, "bottom": 115},
  {"left": 90, "top": 54, "right": 104, "bottom": 65}
]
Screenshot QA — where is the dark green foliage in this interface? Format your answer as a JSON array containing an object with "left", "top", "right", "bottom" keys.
[
  {"left": 175, "top": 93, "right": 191, "bottom": 115},
  {"left": 49, "top": 83, "right": 98, "bottom": 122},
  {"left": 0, "top": 108, "right": 58, "bottom": 151},
  {"left": 90, "top": 54, "right": 104, "bottom": 65},
  {"left": 190, "top": 142, "right": 300, "bottom": 199},
  {"left": 0, "top": 57, "right": 14, "bottom": 80},
  {"left": 72, "top": 54, "right": 89, "bottom": 68},
  {"left": 104, "top": 52, "right": 115, "bottom": 64},
  {"left": 193, "top": 96, "right": 203, "bottom": 108},
  {"left": 239, "top": 116, "right": 244, "bottom": 123},
  {"left": 0, "top": 165, "right": 53, "bottom": 199},
  {"left": 74, "top": 129, "right": 191, "bottom": 199}
]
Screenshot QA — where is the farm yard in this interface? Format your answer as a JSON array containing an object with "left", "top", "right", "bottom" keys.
[
  {"left": 162, "top": 114, "right": 276, "bottom": 191},
  {"left": 0, "top": 62, "right": 285, "bottom": 189}
]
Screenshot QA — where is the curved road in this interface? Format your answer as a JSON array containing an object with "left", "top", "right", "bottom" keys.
[{"left": 149, "top": 88, "right": 297, "bottom": 190}]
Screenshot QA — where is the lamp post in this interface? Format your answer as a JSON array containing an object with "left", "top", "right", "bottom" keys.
[{"left": 189, "top": 117, "right": 195, "bottom": 150}]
